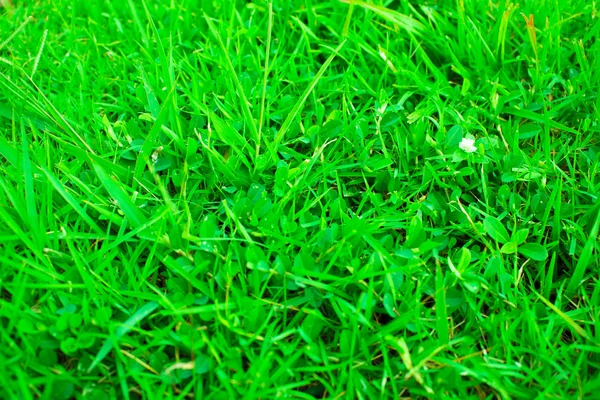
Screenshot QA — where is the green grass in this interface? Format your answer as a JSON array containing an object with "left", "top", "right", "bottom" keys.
[{"left": 1, "top": 0, "right": 599, "bottom": 398}]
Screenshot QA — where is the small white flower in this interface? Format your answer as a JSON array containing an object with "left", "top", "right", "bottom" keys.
[{"left": 459, "top": 137, "right": 477, "bottom": 153}]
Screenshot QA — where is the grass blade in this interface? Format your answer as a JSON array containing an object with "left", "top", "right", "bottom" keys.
[
  {"left": 92, "top": 162, "right": 148, "bottom": 229},
  {"left": 567, "top": 204, "right": 600, "bottom": 294},
  {"left": 273, "top": 40, "right": 346, "bottom": 151},
  {"left": 204, "top": 13, "right": 259, "bottom": 156},
  {"left": 88, "top": 301, "right": 159, "bottom": 373}
]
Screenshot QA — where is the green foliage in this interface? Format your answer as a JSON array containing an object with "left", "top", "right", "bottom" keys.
[{"left": 0, "top": 0, "right": 599, "bottom": 398}]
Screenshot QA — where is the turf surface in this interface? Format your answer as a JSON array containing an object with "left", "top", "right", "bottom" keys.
[{"left": 1, "top": 0, "right": 600, "bottom": 398}]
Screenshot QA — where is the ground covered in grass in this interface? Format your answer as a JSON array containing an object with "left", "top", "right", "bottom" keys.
[{"left": 1, "top": 0, "right": 599, "bottom": 398}]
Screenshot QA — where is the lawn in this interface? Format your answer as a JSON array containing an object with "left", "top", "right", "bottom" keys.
[{"left": 1, "top": 0, "right": 599, "bottom": 398}]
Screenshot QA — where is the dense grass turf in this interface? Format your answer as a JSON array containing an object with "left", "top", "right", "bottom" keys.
[{"left": 1, "top": 0, "right": 600, "bottom": 398}]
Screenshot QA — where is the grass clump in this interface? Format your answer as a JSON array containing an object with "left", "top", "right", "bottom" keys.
[{"left": 1, "top": 0, "right": 599, "bottom": 398}]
